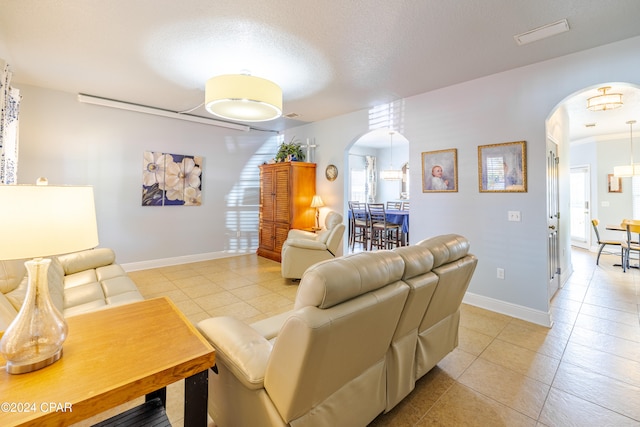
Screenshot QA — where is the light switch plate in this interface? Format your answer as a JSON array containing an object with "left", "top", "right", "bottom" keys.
[{"left": 508, "top": 211, "right": 521, "bottom": 221}]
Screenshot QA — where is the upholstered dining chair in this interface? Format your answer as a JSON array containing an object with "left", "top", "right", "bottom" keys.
[
  {"left": 368, "top": 203, "right": 400, "bottom": 250},
  {"left": 591, "top": 219, "right": 622, "bottom": 266},
  {"left": 349, "top": 201, "right": 369, "bottom": 251},
  {"left": 621, "top": 219, "right": 640, "bottom": 272}
]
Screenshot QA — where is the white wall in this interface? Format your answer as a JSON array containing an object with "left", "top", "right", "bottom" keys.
[
  {"left": 16, "top": 85, "right": 278, "bottom": 266},
  {"left": 572, "top": 136, "right": 636, "bottom": 244},
  {"left": 286, "top": 35, "right": 640, "bottom": 325},
  {"left": 15, "top": 35, "right": 640, "bottom": 325}
]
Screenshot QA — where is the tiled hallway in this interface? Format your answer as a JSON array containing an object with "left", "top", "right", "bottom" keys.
[{"left": 78, "top": 247, "right": 640, "bottom": 426}]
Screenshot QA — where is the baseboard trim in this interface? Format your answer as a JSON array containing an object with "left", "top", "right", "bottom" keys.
[
  {"left": 121, "top": 250, "right": 253, "bottom": 272},
  {"left": 463, "top": 292, "right": 552, "bottom": 328}
]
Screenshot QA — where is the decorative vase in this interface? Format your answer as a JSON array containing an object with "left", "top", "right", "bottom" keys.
[{"left": 0, "top": 258, "right": 68, "bottom": 374}]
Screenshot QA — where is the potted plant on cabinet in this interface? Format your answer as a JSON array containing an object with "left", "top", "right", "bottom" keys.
[{"left": 275, "top": 137, "right": 306, "bottom": 162}]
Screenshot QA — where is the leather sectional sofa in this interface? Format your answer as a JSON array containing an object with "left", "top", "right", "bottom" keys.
[
  {"left": 0, "top": 248, "right": 143, "bottom": 330},
  {"left": 197, "top": 234, "right": 478, "bottom": 427}
]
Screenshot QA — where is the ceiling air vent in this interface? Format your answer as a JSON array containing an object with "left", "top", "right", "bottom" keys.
[{"left": 284, "top": 112, "right": 300, "bottom": 119}]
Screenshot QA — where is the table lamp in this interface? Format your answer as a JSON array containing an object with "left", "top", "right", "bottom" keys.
[
  {"left": 310, "top": 195, "right": 324, "bottom": 229},
  {"left": 0, "top": 179, "right": 99, "bottom": 374}
]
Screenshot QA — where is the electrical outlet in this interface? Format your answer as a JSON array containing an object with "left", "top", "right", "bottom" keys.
[
  {"left": 497, "top": 268, "right": 505, "bottom": 279},
  {"left": 507, "top": 211, "right": 521, "bottom": 222}
]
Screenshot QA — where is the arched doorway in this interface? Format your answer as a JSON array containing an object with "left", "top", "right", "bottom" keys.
[
  {"left": 343, "top": 128, "right": 410, "bottom": 253},
  {"left": 547, "top": 82, "right": 640, "bottom": 298}
]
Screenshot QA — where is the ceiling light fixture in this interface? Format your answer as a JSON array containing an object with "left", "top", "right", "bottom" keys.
[
  {"left": 513, "top": 19, "right": 570, "bottom": 46},
  {"left": 380, "top": 131, "right": 402, "bottom": 181},
  {"left": 205, "top": 74, "right": 282, "bottom": 122},
  {"left": 614, "top": 120, "right": 639, "bottom": 177},
  {"left": 587, "top": 86, "right": 624, "bottom": 111}
]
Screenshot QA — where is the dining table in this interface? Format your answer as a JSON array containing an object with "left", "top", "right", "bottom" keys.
[
  {"left": 384, "top": 209, "right": 409, "bottom": 234},
  {"left": 606, "top": 223, "right": 639, "bottom": 268},
  {"left": 348, "top": 207, "right": 410, "bottom": 247}
]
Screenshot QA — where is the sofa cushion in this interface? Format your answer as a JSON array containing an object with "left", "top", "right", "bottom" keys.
[
  {"left": 295, "top": 250, "right": 404, "bottom": 309},
  {"left": 4, "top": 257, "right": 64, "bottom": 314},
  {"left": 64, "top": 282, "right": 104, "bottom": 308},
  {"left": 417, "top": 234, "right": 470, "bottom": 268},
  {"left": 64, "top": 300, "right": 107, "bottom": 317},
  {"left": 101, "top": 276, "right": 143, "bottom": 299},
  {"left": 0, "top": 291, "right": 18, "bottom": 331},
  {"left": 0, "top": 259, "right": 26, "bottom": 294},
  {"left": 58, "top": 248, "right": 116, "bottom": 275},
  {"left": 96, "top": 264, "right": 127, "bottom": 282},
  {"left": 64, "top": 270, "right": 98, "bottom": 289}
]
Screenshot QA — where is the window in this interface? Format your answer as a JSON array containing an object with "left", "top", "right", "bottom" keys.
[
  {"left": 350, "top": 169, "right": 366, "bottom": 202},
  {"left": 486, "top": 156, "right": 505, "bottom": 190}
]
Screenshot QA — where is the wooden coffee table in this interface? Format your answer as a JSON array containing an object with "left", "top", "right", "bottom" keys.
[{"left": 0, "top": 297, "right": 215, "bottom": 426}]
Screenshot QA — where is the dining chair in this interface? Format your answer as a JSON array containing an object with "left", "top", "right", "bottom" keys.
[
  {"left": 591, "top": 219, "right": 622, "bottom": 266},
  {"left": 401, "top": 201, "right": 410, "bottom": 211},
  {"left": 386, "top": 201, "right": 402, "bottom": 210},
  {"left": 621, "top": 219, "right": 640, "bottom": 272},
  {"left": 349, "top": 201, "right": 369, "bottom": 251},
  {"left": 368, "top": 203, "right": 400, "bottom": 250}
]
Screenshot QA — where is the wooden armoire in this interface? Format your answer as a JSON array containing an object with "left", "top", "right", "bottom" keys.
[{"left": 257, "top": 162, "right": 316, "bottom": 262}]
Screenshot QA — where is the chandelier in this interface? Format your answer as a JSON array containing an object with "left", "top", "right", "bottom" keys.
[
  {"left": 586, "top": 86, "right": 623, "bottom": 112},
  {"left": 613, "top": 120, "right": 640, "bottom": 177},
  {"left": 205, "top": 74, "right": 282, "bottom": 122},
  {"left": 380, "top": 131, "right": 402, "bottom": 181}
]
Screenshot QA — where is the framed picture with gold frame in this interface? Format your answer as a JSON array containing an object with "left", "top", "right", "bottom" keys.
[
  {"left": 478, "top": 141, "right": 527, "bottom": 192},
  {"left": 608, "top": 173, "right": 622, "bottom": 193},
  {"left": 422, "top": 149, "right": 458, "bottom": 192}
]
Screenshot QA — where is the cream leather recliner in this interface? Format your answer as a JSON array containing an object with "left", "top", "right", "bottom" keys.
[
  {"left": 197, "top": 234, "right": 477, "bottom": 426},
  {"left": 198, "top": 250, "right": 409, "bottom": 427},
  {"left": 280, "top": 211, "right": 345, "bottom": 279}
]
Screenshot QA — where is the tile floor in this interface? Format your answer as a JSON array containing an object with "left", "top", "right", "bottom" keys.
[{"left": 76, "top": 247, "right": 640, "bottom": 426}]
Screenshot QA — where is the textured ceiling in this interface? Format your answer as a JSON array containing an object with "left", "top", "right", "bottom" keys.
[{"left": 1, "top": 0, "right": 640, "bottom": 137}]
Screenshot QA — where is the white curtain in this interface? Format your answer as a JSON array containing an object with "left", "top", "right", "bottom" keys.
[
  {"left": 0, "top": 59, "right": 20, "bottom": 184},
  {"left": 365, "top": 155, "right": 377, "bottom": 203}
]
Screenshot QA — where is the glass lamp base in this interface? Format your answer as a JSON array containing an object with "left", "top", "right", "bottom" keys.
[{"left": 5, "top": 348, "right": 63, "bottom": 374}]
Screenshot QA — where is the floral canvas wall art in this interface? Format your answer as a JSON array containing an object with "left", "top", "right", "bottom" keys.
[{"left": 142, "top": 151, "right": 203, "bottom": 206}]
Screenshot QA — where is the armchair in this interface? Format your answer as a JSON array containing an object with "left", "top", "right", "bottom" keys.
[{"left": 280, "top": 211, "right": 345, "bottom": 279}]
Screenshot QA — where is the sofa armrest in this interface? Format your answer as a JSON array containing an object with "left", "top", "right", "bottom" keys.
[
  {"left": 287, "top": 229, "right": 318, "bottom": 240},
  {"left": 251, "top": 310, "right": 292, "bottom": 340},
  {"left": 283, "top": 238, "right": 327, "bottom": 250},
  {"left": 197, "top": 316, "right": 272, "bottom": 390}
]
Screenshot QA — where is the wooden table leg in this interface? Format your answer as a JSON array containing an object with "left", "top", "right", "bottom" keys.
[{"left": 184, "top": 369, "right": 209, "bottom": 426}]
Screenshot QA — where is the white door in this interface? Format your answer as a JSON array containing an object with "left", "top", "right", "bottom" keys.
[
  {"left": 547, "top": 139, "right": 561, "bottom": 300},
  {"left": 570, "top": 166, "right": 591, "bottom": 249}
]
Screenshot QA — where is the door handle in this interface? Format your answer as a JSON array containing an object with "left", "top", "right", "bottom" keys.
[{"left": 549, "top": 225, "right": 556, "bottom": 230}]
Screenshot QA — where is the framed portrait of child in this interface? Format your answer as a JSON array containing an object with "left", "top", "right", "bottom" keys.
[{"left": 422, "top": 149, "right": 458, "bottom": 192}]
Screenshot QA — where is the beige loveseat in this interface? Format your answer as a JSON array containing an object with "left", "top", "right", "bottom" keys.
[
  {"left": 0, "top": 248, "right": 143, "bottom": 331},
  {"left": 197, "top": 234, "right": 477, "bottom": 427}
]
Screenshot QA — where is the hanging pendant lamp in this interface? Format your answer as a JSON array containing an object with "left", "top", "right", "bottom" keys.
[
  {"left": 614, "top": 120, "right": 640, "bottom": 177},
  {"left": 380, "top": 131, "right": 402, "bottom": 181},
  {"left": 205, "top": 74, "right": 282, "bottom": 122}
]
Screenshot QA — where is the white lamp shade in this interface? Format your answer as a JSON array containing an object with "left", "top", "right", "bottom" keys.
[
  {"left": 310, "top": 195, "right": 324, "bottom": 208},
  {"left": 0, "top": 184, "right": 99, "bottom": 260},
  {"left": 380, "top": 169, "right": 403, "bottom": 180},
  {"left": 205, "top": 74, "right": 283, "bottom": 122},
  {"left": 613, "top": 164, "right": 640, "bottom": 177}
]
